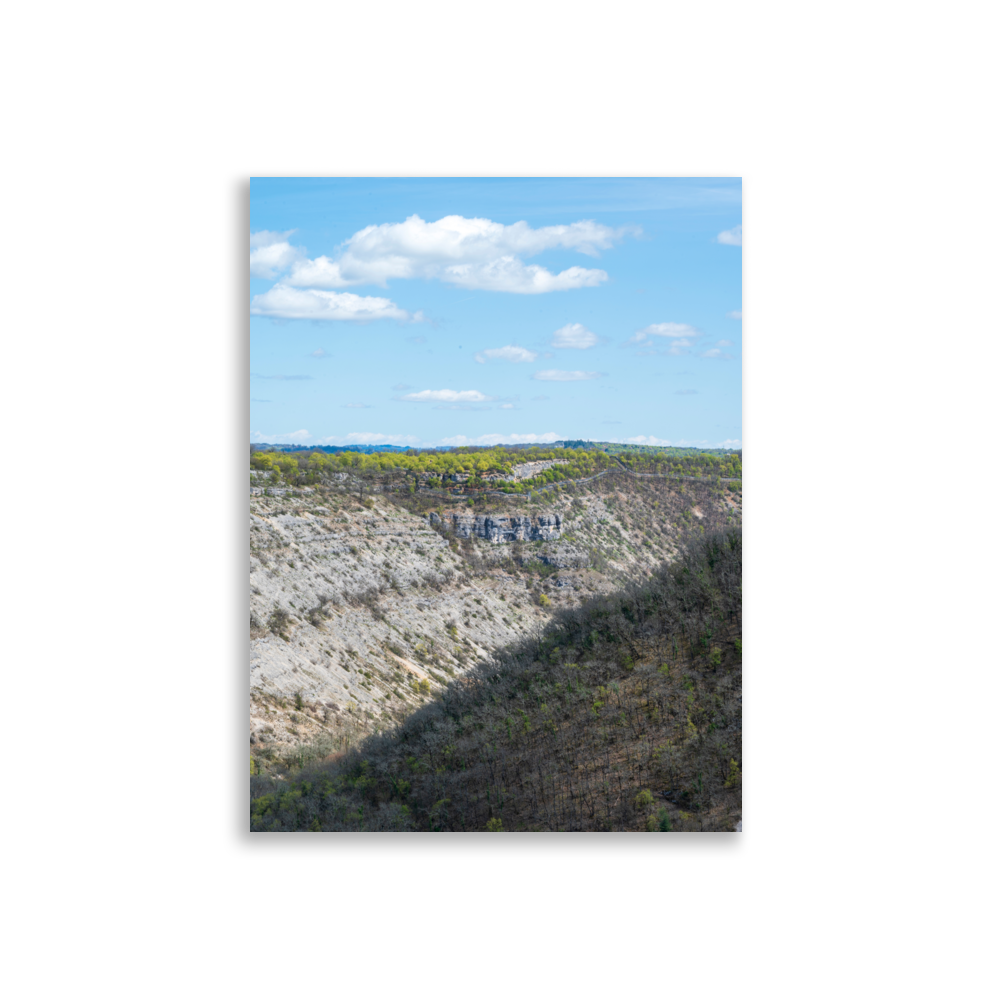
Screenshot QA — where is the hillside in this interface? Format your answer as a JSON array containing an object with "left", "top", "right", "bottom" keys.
[
  {"left": 250, "top": 527, "right": 742, "bottom": 832},
  {"left": 249, "top": 456, "right": 741, "bottom": 774}
]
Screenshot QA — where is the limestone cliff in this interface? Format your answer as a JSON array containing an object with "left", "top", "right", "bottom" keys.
[{"left": 428, "top": 511, "right": 561, "bottom": 542}]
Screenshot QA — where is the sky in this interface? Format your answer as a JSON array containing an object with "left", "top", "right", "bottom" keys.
[{"left": 249, "top": 177, "right": 742, "bottom": 449}]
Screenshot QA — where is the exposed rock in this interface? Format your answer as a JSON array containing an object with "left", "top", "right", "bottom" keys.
[{"left": 429, "top": 511, "right": 561, "bottom": 543}]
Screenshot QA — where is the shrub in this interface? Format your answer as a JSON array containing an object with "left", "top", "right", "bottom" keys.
[
  {"left": 538, "top": 593, "right": 551, "bottom": 608},
  {"left": 654, "top": 808, "right": 672, "bottom": 832},
  {"left": 634, "top": 789, "right": 655, "bottom": 809},
  {"left": 485, "top": 818, "right": 503, "bottom": 832}
]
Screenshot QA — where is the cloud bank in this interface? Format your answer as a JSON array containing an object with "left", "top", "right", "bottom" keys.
[{"left": 439, "top": 432, "right": 561, "bottom": 446}]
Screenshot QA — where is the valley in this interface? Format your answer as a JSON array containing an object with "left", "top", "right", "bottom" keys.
[{"left": 250, "top": 450, "right": 741, "bottom": 782}]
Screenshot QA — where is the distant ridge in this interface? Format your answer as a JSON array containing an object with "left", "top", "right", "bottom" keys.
[{"left": 250, "top": 441, "right": 740, "bottom": 456}]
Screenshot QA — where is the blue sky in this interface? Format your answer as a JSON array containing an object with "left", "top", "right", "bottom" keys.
[{"left": 249, "top": 178, "right": 741, "bottom": 448}]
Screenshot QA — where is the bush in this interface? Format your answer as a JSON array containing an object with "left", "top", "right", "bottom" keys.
[
  {"left": 485, "top": 818, "right": 503, "bottom": 832},
  {"left": 651, "top": 808, "right": 671, "bottom": 832}
]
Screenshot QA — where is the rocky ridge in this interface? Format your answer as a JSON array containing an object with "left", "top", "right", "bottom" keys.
[{"left": 428, "top": 511, "right": 561, "bottom": 543}]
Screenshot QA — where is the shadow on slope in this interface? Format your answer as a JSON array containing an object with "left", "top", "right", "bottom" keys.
[{"left": 250, "top": 528, "right": 742, "bottom": 832}]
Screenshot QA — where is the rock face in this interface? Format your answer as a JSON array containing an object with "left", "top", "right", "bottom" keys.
[{"left": 429, "top": 511, "right": 561, "bottom": 543}]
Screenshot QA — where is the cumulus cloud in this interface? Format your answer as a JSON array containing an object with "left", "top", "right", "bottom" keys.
[
  {"left": 250, "top": 230, "right": 304, "bottom": 279},
  {"left": 400, "top": 389, "right": 494, "bottom": 403},
  {"left": 439, "top": 432, "right": 561, "bottom": 446},
  {"left": 275, "top": 214, "right": 636, "bottom": 294},
  {"left": 716, "top": 340, "right": 733, "bottom": 347},
  {"left": 475, "top": 345, "right": 538, "bottom": 364},
  {"left": 717, "top": 225, "right": 742, "bottom": 246},
  {"left": 552, "top": 323, "right": 598, "bottom": 349},
  {"left": 250, "top": 285, "right": 418, "bottom": 322},
  {"left": 532, "top": 370, "right": 604, "bottom": 381},
  {"left": 308, "top": 349, "right": 329, "bottom": 359},
  {"left": 443, "top": 258, "right": 607, "bottom": 294},
  {"left": 700, "top": 348, "right": 733, "bottom": 359},
  {"left": 498, "top": 403, "right": 517, "bottom": 410},
  {"left": 727, "top": 310, "right": 742, "bottom": 320}
]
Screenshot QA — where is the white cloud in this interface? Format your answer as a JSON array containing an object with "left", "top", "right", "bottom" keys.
[
  {"left": 308, "top": 349, "right": 329, "bottom": 359},
  {"left": 250, "top": 230, "right": 304, "bottom": 279},
  {"left": 701, "top": 347, "right": 734, "bottom": 358},
  {"left": 628, "top": 322, "right": 699, "bottom": 345},
  {"left": 475, "top": 345, "right": 538, "bottom": 364},
  {"left": 498, "top": 403, "right": 517, "bottom": 409},
  {"left": 315, "top": 432, "right": 419, "bottom": 446},
  {"left": 277, "top": 214, "right": 635, "bottom": 294},
  {"left": 442, "top": 258, "right": 607, "bottom": 294},
  {"left": 532, "top": 370, "right": 604, "bottom": 381},
  {"left": 250, "top": 230, "right": 296, "bottom": 249},
  {"left": 717, "top": 226, "right": 742, "bottom": 246},
  {"left": 552, "top": 323, "right": 598, "bottom": 349},
  {"left": 400, "top": 389, "right": 494, "bottom": 403},
  {"left": 727, "top": 310, "right": 742, "bottom": 320},
  {"left": 439, "top": 432, "right": 561, "bottom": 446},
  {"left": 625, "top": 435, "right": 672, "bottom": 446},
  {"left": 250, "top": 285, "right": 418, "bottom": 322},
  {"left": 250, "top": 429, "right": 311, "bottom": 444},
  {"left": 627, "top": 322, "right": 699, "bottom": 355}
]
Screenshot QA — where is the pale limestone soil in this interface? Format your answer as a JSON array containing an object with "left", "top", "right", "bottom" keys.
[{"left": 249, "top": 483, "right": 741, "bottom": 758}]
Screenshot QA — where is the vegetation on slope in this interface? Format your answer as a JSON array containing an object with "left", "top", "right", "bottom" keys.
[
  {"left": 250, "top": 527, "right": 741, "bottom": 832},
  {"left": 250, "top": 443, "right": 741, "bottom": 493}
]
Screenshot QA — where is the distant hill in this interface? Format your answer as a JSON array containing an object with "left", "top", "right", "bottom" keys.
[{"left": 251, "top": 440, "right": 741, "bottom": 458}]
